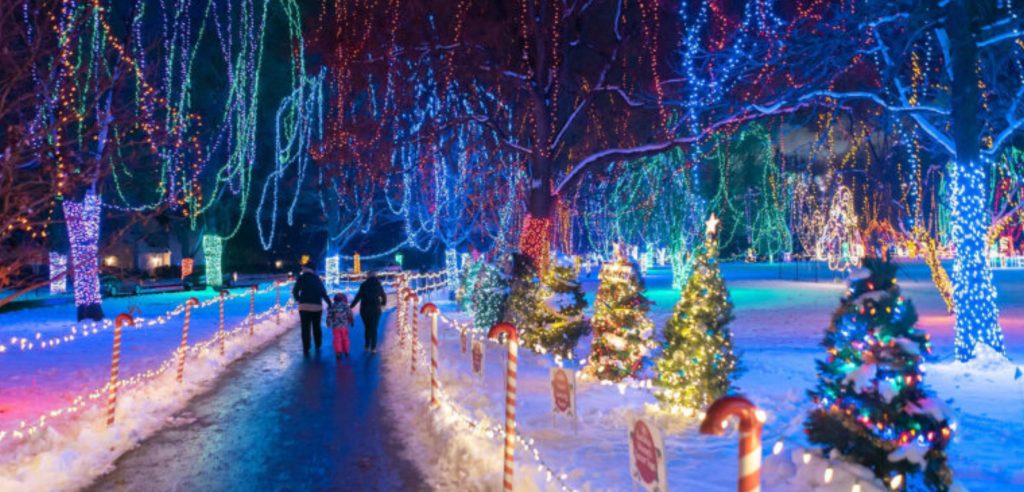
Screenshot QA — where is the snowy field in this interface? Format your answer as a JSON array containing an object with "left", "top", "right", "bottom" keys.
[{"left": 385, "top": 261, "right": 1024, "bottom": 492}]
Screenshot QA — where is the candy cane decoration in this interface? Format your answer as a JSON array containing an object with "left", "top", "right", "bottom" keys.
[
  {"left": 177, "top": 297, "right": 200, "bottom": 383},
  {"left": 699, "top": 396, "right": 766, "bottom": 492},
  {"left": 107, "top": 313, "right": 135, "bottom": 426},
  {"left": 219, "top": 289, "right": 229, "bottom": 355},
  {"left": 397, "top": 288, "right": 407, "bottom": 348},
  {"left": 405, "top": 291, "right": 419, "bottom": 373},
  {"left": 249, "top": 285, "right": 257, "bottom": 335},
  {"left": 421, "top": 303, "right": 440, "bottom": 407},
  {"left": 488, "top": 322, "right": 519, "bottom": 492}
]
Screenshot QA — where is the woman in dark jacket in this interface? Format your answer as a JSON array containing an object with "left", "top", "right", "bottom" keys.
[
  {"left": 350, "top": 271, "right": 387, "bottom": 352},
  {"left": 292, "top": 265, "right": 332, "bottom": 355}
]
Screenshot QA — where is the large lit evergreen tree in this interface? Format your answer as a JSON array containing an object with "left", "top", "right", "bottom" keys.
[
  {"left": 585, "top": 246, "right": 655, "bottom": 382},
  {"left": 806, "top": 258, "right": 953, "bottom": 491},
  {"left": 654, "top": 214, "right": 738, "bottom": 413}
]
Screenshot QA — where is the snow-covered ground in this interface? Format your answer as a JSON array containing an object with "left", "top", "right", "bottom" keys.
[{"left": 384, "top": 261, "right": 1024, "bottom": 492}]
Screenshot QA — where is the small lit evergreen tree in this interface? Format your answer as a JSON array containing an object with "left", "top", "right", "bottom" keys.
[
  {"left": 505, "top": 253, "right": 591, "bottom": 359},
  {"left": 586, "top": 246, "right": 655, "bottom": 382},
  {"left": 456, "top": 258, "right": 482, "bottom": 311},
  {"left": 471, "top": 258, "right": 510, "bottom": 332},
  {"left": 654, "top": 214, "right": 738, "bottom": 413},
  {"left": 806, "top": 258, "right": 953, "bottom": 491}
]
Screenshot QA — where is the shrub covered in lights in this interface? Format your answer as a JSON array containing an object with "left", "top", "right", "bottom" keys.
[
  {"left": 470, "top": 259, "right": 510, "bottom": 332},
  {"left": 456, "top": 258, "right": 482, "bottom": 311},
  {"left": 585, "top": 248, "right": 655, "bottom": 382},
  {"left": 504, "top": 254, "right": 590, "bottom": 359},
  {"left": 654, "top": 223, "right": 738, "bottom": 414},
  {"left": 805, "top": 258, "right": 953, "bottom": 491}
]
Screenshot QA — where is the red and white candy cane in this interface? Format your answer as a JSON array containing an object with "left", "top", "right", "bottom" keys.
[
  {"left": 405, "top": 291, "right": 419, "bottom": 373},
  {"left": 488, "top": 322, "right": 518, "bottom": 492},
  {"left": 177, "top": 297, "right": 200, "bottom": 383},
  {"left": 219, "top": 289, "right": 229, "bottom": 355},
  {"left": 107, "top": 313, "right": 135, "bottom": 426},
  {"left": 699, "top": 396, "right": 766, "bottom": 492},
  {"left": 249, "top": 285, "right": 257, "bottom": 335},
  {"left": 397, "top": 288, "right": 408, "bottom": 347},
  {"left": 421, "top": 303, "right": 440, "bottom": 407}
]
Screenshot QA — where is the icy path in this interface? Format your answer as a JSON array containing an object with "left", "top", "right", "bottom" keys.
[{"left": 86, "top": 306, "right": 428, "bottom": 492}]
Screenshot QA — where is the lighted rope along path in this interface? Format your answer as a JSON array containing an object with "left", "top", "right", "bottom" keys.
[
  {"left": 398, "top": 277, "right": 577, "bottom": 492},
  {"left": 1, "top": 282, "right": 287, "bottom": 355},
  {"left": 0, "top": 281, "right": 294, "bottom": 446}
]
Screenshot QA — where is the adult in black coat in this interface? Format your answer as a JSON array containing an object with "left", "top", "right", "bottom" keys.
[
  {"left": 350, "top": 271, "right": 387, "bottom": 352},
  {"left": 292, "top": 266, "right": 332, "bottom": 355}
]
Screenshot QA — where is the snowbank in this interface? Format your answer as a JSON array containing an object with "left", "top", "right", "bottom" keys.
[{"left": 0, "top": 305, "right": 298, "bottom": 491}]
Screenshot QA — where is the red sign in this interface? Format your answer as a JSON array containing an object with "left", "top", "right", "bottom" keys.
[
  {"left": 460, "top": 330, "right": 467, "bottom": 353},
  {"left": 553, "top": 370, "right": 571, "bottom": 412},
  {"left": 471, "top": 340, "right": 484, "bottom": 376},
  {"left": 628, "top": 417, "right": 666, "bottom": 491}
]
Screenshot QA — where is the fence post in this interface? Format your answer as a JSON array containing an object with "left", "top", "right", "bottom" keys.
[
  {"left": 249, "top": 285, "right": 257, "bottom": 335},
  {"left": 488, "top": 322, "right": 519, "bottom": 492},
  {"left": 219, "top": 289, "right": 229, "bottom": 355},
  {"left": 107, "top": 313, "right": 135, "bottom": 426}
]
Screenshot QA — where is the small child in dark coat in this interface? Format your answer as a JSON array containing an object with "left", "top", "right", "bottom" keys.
[{"left": 327, "top": 293, "right": 354, "bottom": 359}]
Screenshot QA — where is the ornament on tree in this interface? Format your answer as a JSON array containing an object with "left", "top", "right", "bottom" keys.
[
  {"left": 654, "top": 214, "right": 739, "bottom": 414},
  {"left": 805, "top": 258, "right": 953, "bottom": 491},
  {"left": 471, "top": 258, "right": 511, "bottom": 332},
  {"left": 504, "top": 253, "right": 590, "bottom": 359},
  {"left": 586, "top": 244, "right": 655, "bottom": 382}
]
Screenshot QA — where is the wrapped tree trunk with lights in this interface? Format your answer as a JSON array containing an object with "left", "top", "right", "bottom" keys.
[
  {"left": 654, "top": 215, "right": 738, "bottom": 414},
  {"left": 805, "top": 258, "right": 953, "bottom": 491},
  {"left": 586, "top": 246, "right": 655, "bottom": 382}
]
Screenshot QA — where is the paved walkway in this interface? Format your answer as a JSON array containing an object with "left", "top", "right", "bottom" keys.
[{"left": 88, "top": 307, "right": 428, "bottom": 492}]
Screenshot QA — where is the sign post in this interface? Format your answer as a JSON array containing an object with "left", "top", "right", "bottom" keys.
[
  {"left": 471, "top": 339, "right": 485, "bottom": 377},
  {"left": 549, "top": 367, "right": 578, "bottom": 432}
]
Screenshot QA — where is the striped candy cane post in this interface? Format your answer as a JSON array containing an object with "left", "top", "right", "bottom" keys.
[
  {"left": 699, "top": 396, "right": 766, "bottom": 492},
  {"left": 219, "top": 289, "right": 229, "bottom": 356},
  {"left": 397, "top": 288, "right": 408, "bottom": 348},
  {"left": 405, "top": 291, "right": 419, "bottom": 373},
  {"left": 107, "top": 313, "right": 135, "bottom": 426},
  {"left": 488, "top": 322, "right": 518, "bottom": 492},
  {"left": 177, "top": 297, "right": 200, "bottom": 383},
  {"left": 249, "top": 285, "right": 257, "bottom": 335},
  {"left": 421, "top": 303, "right": 440, "bottom": 407}
]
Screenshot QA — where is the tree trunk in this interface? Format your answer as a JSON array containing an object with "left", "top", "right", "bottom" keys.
[{"left": 947, "top": 0, "right": 1005, "bottom": 361}]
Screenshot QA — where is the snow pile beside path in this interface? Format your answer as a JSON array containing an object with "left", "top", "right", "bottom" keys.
[
  {"left": 0, "top": 309, "right": 298, "bottom": 492},
  {"left": 381, "top": 295, "right": 565, "bottom": 492}
]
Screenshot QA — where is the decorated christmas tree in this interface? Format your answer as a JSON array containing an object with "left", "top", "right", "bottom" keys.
[
  {"left": 586, "top": 245, "right": 655, "bottom": 382},
  {"left": 471, "top": 258, "right": 510, "bottom": 332},
  {"left": 539, "top": 255, "right": 591, "bottom": 359},
  {"left": 654, "top": 214, "right": 739, "bottom": 414},
  {"left": 456, "top": 258, "right": 482, "bottom": 311},
  {"left": 806, "top": 258, "right": 953, "bottom": 491},
  {"left": 505, "top": 253, "right": 591, "bottom": 359}
]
